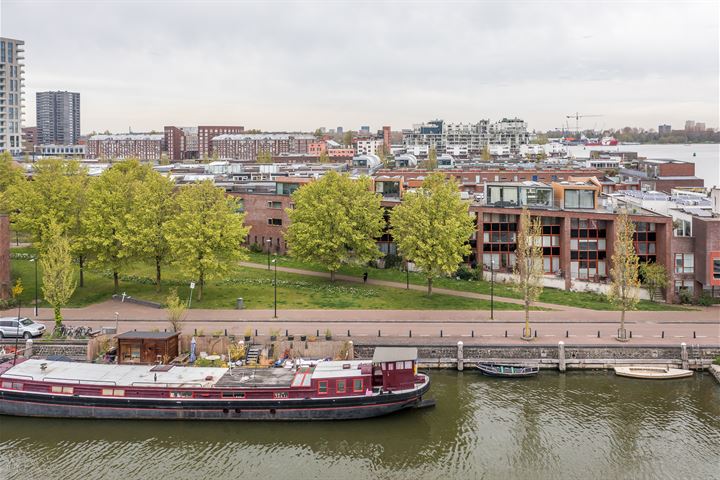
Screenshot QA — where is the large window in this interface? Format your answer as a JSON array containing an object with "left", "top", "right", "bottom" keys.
[
  {"left": 634, "top": 222, "right": 657, "bottom": 263},
  {"left": 521, "top": 188, "right": 552, "bottom": 207},
  {"left": 482, "top": 213, "right": 518, "bottom": 269},
  {"left": 674, "top": 219, "right": 691, "bottom": 237},
  {"left": 714, "top": 259, "right": 720, "bottom": 280},
  {"left": 487, "top": 186, "right": 519, "bottom": 206},
  {"left": 570, "top": 219, "right": 607, "bottom": 280},
  {"left": 564, "top": 190, "right": 595, "bottom": 209},
  {"left": 674, "top": 253, "right": 694, "bottom": 274}
]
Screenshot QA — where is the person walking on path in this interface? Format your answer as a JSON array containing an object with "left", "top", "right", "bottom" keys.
[{"left": 363, "top": 271, "right": 368, "bottom": 283}]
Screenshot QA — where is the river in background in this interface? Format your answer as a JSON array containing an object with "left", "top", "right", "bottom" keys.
[
  {"left": 567, "top": 143, "right": 720, "bottom": 188},
  {"left": 0, "top": 371, "right": 718, "bottom": 480}
]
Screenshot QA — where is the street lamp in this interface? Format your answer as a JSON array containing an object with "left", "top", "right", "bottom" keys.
[
  {"left": 30, "top": 256, "right": 38, "bottom": 317},
  {"left": 405, "top": 259, "right": 410, "bottom": 290},
  {"left": 490, "top": 259, "right": 495, "bottom": 320},
  {"left": 272, "top": 257, "right": 278, "bottom": 318},
  {"left": 266, "top": 239, "right": 272, "bottom": 271},
  {"left": 114, "top": 312, "right": 119, "bottom": 333}
]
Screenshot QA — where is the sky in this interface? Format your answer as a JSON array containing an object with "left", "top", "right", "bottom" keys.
[{"left": 2, "top": 0, "right": 719, "bottom": 134}]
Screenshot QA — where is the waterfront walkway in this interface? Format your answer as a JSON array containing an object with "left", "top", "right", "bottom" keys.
[{"left": 3, "top": 301, "right": 718, "bottom": 346}]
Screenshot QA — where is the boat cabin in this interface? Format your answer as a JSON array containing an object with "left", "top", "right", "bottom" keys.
[
  {"left": 116, "top": 331, "right": 180, "bottom": 365},
  {"left": 372, "top": 347, "right": 418, "bottom": 391}
]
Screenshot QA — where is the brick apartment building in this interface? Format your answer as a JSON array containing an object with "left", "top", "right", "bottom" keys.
[
  {"left": 620, "top": 159, "right": 703, "bottom": 192},
  {"left": 0, "top": 215, "right": 10, "bottom": 300},
  {"left": 164, "top": 125, "right": 245, "bottom": 161},
  {"left": 212, "top": 134, "right": 315, "bottom": 162},
  {"left": 86, "top": 134, "right": 164, "bottom": 161}
]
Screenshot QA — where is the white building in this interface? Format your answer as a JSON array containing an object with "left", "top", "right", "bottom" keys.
[
  {"left": 0, "top": 37, "right": 24, "bottom": 155},
  {"left": 355, "top": 138, "right": 382, "bottom": 156}
]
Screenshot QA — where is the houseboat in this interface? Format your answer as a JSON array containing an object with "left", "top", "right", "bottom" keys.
[{"left": 0, "top": 347, "right": 431, "bottom": 421}]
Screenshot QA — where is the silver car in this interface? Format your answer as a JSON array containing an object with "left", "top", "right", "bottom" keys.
[{"left": 0, "top": 317, "right": 46, "bottom": 339}]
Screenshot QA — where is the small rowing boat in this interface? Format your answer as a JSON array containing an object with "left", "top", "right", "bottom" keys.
[
  {"left": 613, "top": 366, "right": 693, "bottom": 379},
  {"left": 476, "top": 363, "right": 539, "bottom": 378}
]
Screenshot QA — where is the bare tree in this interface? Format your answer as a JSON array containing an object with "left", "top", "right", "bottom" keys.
[
  {"left": 608, "top": 209, "right": 640, "bottom": 341},
  {"left": 514, "top": 208, "right": 544, "bottom": 340}
]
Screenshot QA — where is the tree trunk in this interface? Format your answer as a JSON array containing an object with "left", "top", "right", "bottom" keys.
[
  {"left": 330, "top": 270, "right": 336, "bottom": 282},
  {"left": 620, "top": 307, "right": 625, "bottom": 333},
  {"left": 155, "top": 257, "right": 162, "bottom": 292},
  {"left": 113, "top": 271, "right": 119, "bottom": 293},
  {"left": 78, "top": 255, "right": 84, "bottom": 288},
  {"left": 524, "top": 300, "right": 531, "bottom": 338},
  {"left": 427, "top": 278, "right": 433, "bottom": 296},
  {"left": 198, "top": 271, "right": 204, "bottom": 301},
  {"left": 54, "top": 305, "right": 62, "bottom": 330}
]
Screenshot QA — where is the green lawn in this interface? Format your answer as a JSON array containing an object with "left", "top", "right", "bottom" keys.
[
  {"left": 8, "top": 248, "right": 524, "bottom": 311},
  {"left": 247, "top": 252, "right": 691, "bottom": 311}
]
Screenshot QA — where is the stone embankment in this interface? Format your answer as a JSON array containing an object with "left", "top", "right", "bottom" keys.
[{"left": 710, "top": 364, "right": 720, "bottom": 385}]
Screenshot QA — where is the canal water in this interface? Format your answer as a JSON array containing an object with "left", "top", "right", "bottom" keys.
[{"left": 0, "top": 371, "right": 718, "bottom": 480}]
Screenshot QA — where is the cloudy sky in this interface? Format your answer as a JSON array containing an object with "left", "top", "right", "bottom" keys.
[{"left": 3, "top": 0, "right": 718, "bottom": 134}]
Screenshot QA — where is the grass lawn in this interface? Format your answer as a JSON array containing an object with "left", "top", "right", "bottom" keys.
[
  {"left": 8, "top": 248, "right": 524, "bottom": 311},
  {"left": 247, "top": 252, "right": 691, "bottom": 311}
]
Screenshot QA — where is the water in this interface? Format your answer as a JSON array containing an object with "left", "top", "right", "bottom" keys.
[
  {"left": 567, "top": 143, "right": 720, "bottom": 188},
  {"left": 1, "top": 371, "right": 718, "bottom": 480}
]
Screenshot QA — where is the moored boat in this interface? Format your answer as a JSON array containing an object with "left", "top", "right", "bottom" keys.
[
  {"left": 613, "top": 366, "right": 693, "bottom": 379},
  {"left": 0, "top": 347, "right": 431, "bottom": 421},
  {"left": 476, "top": 362, "right": 539, "bottom": 378}
]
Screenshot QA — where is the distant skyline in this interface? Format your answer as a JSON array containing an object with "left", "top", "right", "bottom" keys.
[{"left": 3, "top": 0, "right": 718, "bottom": 134}]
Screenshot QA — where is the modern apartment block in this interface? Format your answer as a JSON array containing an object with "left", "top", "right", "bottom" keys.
[
  {"left": 0, "top": 37, "right": 24, "bottom": 154},
  {"left": 36, "top": 91, "right": 81, "bottom": 145},
  {"left": 402, "top": 118, "right": 530, "bottom": 157},
  {"left": 21, "top": 126, "right": 36, "bottom": 154},
  {"left": 164, "top": 125, "right": 244, "bottom": 161},
  {"left": 86, "top": 134, "right": 163, "bottom": 161},
  {"left": 212, "top": 133, "right": 315, "bottom": 161}
]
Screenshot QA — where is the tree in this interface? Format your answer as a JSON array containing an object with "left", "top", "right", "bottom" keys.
[
  {"left": 120, "top": 170, "right": 175, "bottom": 291},
  {"left": 256, "top": 149, "right": 273, "bottom": 164},
  {"left": 0, "top": 151, "right": 23, "bottom": 212},
  {"left": 286, "top": 171, "right": 384, "bottom": 281},
  {"left": 342, "top": 131, "right": 354, "bottom": 146},
  {"left": 608, "top": 210, "right": 640, "bottom": 340},
  {"left": 639, "top": 262, "right": 669, "bottom": 303},
  {"left": 165, "top": 288, "right": 187, "bottom": 332},
  {"left": 40, "top": 221, "right": 77, "bottom": 331},
  {"left": 481, "top": 145, "right": 491, "bottom": 162},
  {"left": 6, "top": 158, "right": 88, "bottom": 247},
  {"left": 81, "top": 159, "right": 151, "bottom": 292},
  {"left": 424, "top": 146, "right": 437, "bottom": 170},
  {"left": 318, "top": 151, "right": 330, "bottom": 163},
  {"left": 514, "top": 208, "right": 544, "bottom": 339},
  {"left": 166, "top": 181, "right": 250, "bottom": 301},
  {"left": 390, "top": 173, "right": 474, "bottom": 295}
]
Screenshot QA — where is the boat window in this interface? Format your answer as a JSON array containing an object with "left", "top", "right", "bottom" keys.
[
  {"left": 52, "top": 386, "right": 74, "bottom": 394},
  {"left": 170, "top": 391, "right": 193, "bottom": 398},
  {"left": 3, "top": 382, "right": 23, "bottom": 390},
  {"left": 336, "top": 380, "right": 346, "bottom": 393},
  {"left": 1, "top": 381, "right": 12, "bottom": 389},
  {"left": 404, "top": 361, "right": 413, "bottom": 369},
  {"left": 318, "top": 381, "right": 328, "bottom": 394},
  {"left": 396, "top": 361, "right": 404, "bottom": 369},
  {"left": 388, "top": 363, "right": 394, "bottom": 371},
  {"left": 221, "top": 392, "right": 246, "bottom": 398},
  {"left": 114, "top": 389, "right": 125, "bottom": 396},
  {"left": 353, "top": 379, "right": 363, "bottom": 392},
  {"left": 274, "top": 392, "right": 288, "bottom": 399},
  {"left": 102, "top": 389, "right": 113, "bottom": 396}
]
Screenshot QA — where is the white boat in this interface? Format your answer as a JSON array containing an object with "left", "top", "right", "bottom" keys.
[{"left": 613, "top": 366, "right": 693, "bottom": 379}]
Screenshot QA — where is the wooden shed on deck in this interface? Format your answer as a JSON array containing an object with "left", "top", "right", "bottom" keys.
[{"left": 116, "top": 331, "right": 180, "bottom": 365}]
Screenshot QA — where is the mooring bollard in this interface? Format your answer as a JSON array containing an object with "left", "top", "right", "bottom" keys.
[
  {"left": 440, "top": 329, "right": 443, "bottom": 338},
  {"left": 505, "top": 330, "right": 507, "bottom": 338},
  {"left": 534, "top": 330, "right": 537, "bottom": 338},
  {"left": 471, "top": 330, "right": 474, "bottom": 338},
  {"left": 457, "top": 341, "right": 464, "bottom": 371},
  {"left": 662, "top": 331, "right": 665, "bottom": 339},
  {"left": 316, "top": 329, "right": 319, "bottom": 337},
  {"left": 347, "top": 329, "right": 350, "bottom": 337},
  {"left": 566, "top": 330, "right": 569, "bottom": 338},
  {"left": 24, "top": 339, "right": 33, "bottom": 359},
  {"left": 378, "top": 329, "right": 381, "bottom": 337},
  {"left": 224, "top": 329, "right": 228, "bottom": 336},
  {"left": 558, "top": 341, "right": 566, "bottom": 373},
  {"left": 630, "top": 331, "right": 632, "bottom": 339},
  {"left": 693, "top": 331, "right": 696, "bottom": 339},
  {"left": 255, "top": 329, "right": 258, "bottom": 336},
  {"left": 681, "top": 342, "right": 688, "bottom": 370},
  {"left": 285, "top": 329, "right": 288, "bottom": 336},
  {"left": 597, "top": 330, "right": 600, "bottom": 338},
  {"left": 409, "top": 330, "right": 412, "bottom": 338}
]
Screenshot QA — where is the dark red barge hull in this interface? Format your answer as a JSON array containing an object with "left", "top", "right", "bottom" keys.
[{"left": 0, "top": 380, "right": 431, "bottom": 421}]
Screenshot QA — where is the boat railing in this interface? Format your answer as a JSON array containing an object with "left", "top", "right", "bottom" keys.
[
  {"left": 130, "top": 381, "right": 204, "bottom": 388},
  {"left": 42, "top": 377, "right": 118, "bottom": 386},
  {"left": 1, "top": 373, "right": 34, "bottom": 381}
]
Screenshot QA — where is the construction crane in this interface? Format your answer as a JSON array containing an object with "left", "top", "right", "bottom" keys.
[{"left": 566, "top": 112, "right": 603, "bottom": 134}]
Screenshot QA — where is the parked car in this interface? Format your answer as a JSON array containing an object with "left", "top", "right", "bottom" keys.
[{"left": 0, "top": 317, "right": 46, "bottom": 339}]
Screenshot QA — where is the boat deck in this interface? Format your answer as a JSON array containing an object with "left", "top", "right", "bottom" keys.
[{"left": 214, "top": 367, "right": 303, "bottom": 388}]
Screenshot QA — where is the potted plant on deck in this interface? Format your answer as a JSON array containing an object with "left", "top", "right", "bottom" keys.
[
  {"left": 325, "top": 328, "right": 333, "bottom": 341},
  {"left": 244, "top": 327, "right": 252, "bottom": 342}
]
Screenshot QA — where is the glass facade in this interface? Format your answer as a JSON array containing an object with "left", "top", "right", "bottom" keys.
[
  {"left": 633, "top": 222, "right": 657, "bottom": 263},
  {"left": 570, "top": 219, "right": 607, "bottom": 280},
  {"left": 482, "top": 213, "right": 518, "bottom": 270}
]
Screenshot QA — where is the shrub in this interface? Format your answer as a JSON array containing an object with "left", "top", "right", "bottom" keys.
[
  {"left": 249, "top": 243, "right": 264, "bottom": 253},
  {"left": 383, "top": 254, "right": 403, "bottom": 270},
  {"left": 0, "top": 298, "right": 18, "bottom": 309},
  {"left": 713, "top": 356, "right": 720, "bottom": 366},
  {"left": 696, "top": 294, "right": 714, "bottom": 307},
  {"left": 678, "top": 290, "right": 693, "bottom": 305},
  {"left": 455, "top": 265, "right": 476, "bottom": 281}
]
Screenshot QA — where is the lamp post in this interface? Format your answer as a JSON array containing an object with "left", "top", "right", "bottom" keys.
[
  {"left": 266, "top": 239, "right": 272, "bottom": 271},
  {"left": 30, "top": 256, "right": 38, "bottom": 317},
  {"left": 114, "top": 312, "right": 119, "bottom": 334},
  {"left": 272, "top": 257, "right": 278, "bottom": 318},
  {"left": 406, "top": 259, "right": 410, "bottom": 290},
  {"left": 490, "top": 260, "right": 495, "bottom": 321}
]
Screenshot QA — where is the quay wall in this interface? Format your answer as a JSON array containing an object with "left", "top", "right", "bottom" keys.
[
  {"left": 710, "top": 365, "right": 720, "bottom": 385},
  {"left": 0, "top": 339, "right": 90, "bottom": 361},
  {"left": 353, "top": 342, "right": 720, "bottom": 371}
]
